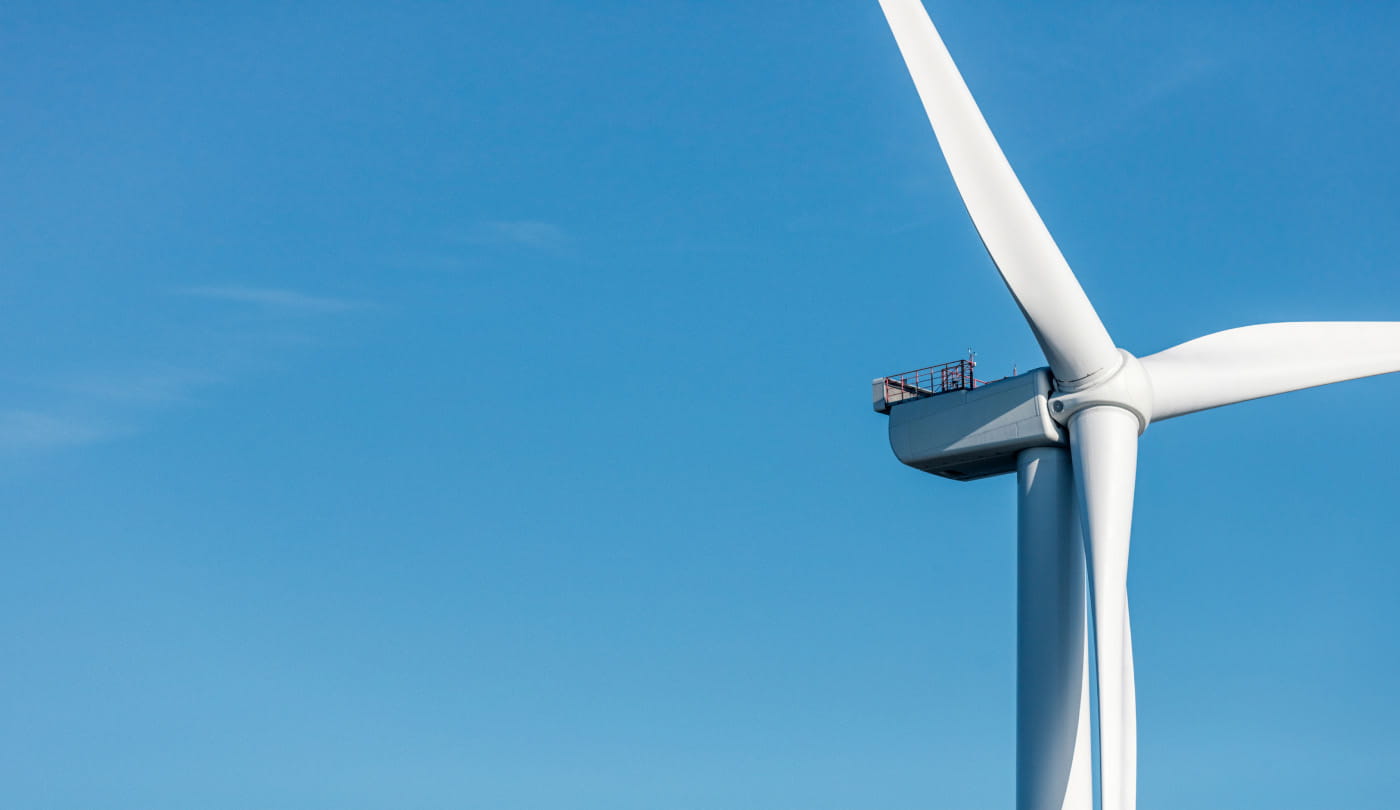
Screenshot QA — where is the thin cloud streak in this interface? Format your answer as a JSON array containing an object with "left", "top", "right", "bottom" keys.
[
  {"left": 1043, "top": 53, "right": 1227, "bottom": 154},
  {"left": 62, "top": 367, "right": 226, "bottom": 406},
  {"left": 176, "top": 286, "right": 365, "bottom": 312},
  {"left": 0, "top": 410, "right": 119, "bottom": 451},
  {"left": 5, "top": 285, "right": 371, "bottom": 458},
  {"left": 461, "top": 220, "right": 570, "bottom": 252}
]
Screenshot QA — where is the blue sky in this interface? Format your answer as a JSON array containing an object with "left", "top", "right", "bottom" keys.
[{"left": 3, "top": 1, "right": 1399, "bottom": 807}]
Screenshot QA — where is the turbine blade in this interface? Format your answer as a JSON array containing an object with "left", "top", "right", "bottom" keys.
[
  {"left": 1068, "top": 406, "right": 1139, "bottom": 810},
  {"left": 1017, "top": 447, "right": 1093, "bottom": 810},
  {"left": 876, "top": 0, "right": 1119, "bottom": 385},
  {"left": 1141, "top": 322, "right": 1400, "bottom": 421}
]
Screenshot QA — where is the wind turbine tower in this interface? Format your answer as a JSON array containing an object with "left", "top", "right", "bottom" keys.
[{"left": 870, "top": 2, "right": 1400, "bottom": 808}]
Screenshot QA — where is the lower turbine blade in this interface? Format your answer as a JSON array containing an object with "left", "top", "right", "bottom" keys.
[
  {"left": 1069, "top": 406, "right": 1140, "bottom": 810},
  {"left": 1016, "top": 448, "right": 1092, "bottom": 810},
  {"left": 1141, "top": 321, "right": 1400, "bottom": 421},
  {"left": 1121, "top": 600, "right": 1138, "bottom": 804}
]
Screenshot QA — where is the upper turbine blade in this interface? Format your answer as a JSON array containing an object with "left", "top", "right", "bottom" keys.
[
  {"left": 1140, "top": 322, "right": 1400, "bottom": 421},
  {"left": 877, "top": 0, "right": 1119, "bottom": 385},
  {"left": 1069, "top": 405, "right": 1139, "bottom": 810}
]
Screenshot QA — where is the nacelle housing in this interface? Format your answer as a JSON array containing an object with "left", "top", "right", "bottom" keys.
[{"left": 883, "top": 369, "right": 1066, "bottom": 481}]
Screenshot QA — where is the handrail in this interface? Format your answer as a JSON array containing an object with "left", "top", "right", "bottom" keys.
[{"left": 874, "top": 359, "right": 979, "bottom": 413}]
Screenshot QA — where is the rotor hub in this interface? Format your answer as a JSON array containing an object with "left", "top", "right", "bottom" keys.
[{"left": 1048, "top": 349, "right": 1154, "bottom": 433}]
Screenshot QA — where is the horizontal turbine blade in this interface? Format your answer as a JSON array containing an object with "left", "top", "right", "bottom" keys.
[
  {"left": 1141, "top": 322, "right": 1400, "bottom": 421},
  {"left": 877, "top": 0, "right": 1120, "bottom": 385}
]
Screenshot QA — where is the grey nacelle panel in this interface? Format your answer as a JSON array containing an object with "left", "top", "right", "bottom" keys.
[{"left": 887, "top": 369, "right": 1066, "bottom": 481}]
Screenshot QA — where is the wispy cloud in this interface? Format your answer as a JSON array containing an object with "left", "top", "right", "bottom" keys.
[
  {"left": 3, "top": 365, "right": 222, "bottom": 456},
  {"left": 0, "top": 410, "right": 120, "bottom": 451},
  {"left": 3, "top": 284, "right": 371, "bottom": 461},
  {"left": 62, "top": 367, "right": 225, "bottom": 406},
  {"left": 1138, "top": 54, "right": 1221, "bottom": 107},
  {"left": 1044, "top": 52, "right": 1226, "bottom": 154},
  {"left": 386, "top": 253, "right": 476, "bottom": 273},
  {"left": 459, "top": 220, "right": 570, "bottom": 252},
  {"left": 176, "top": 285, "right": 364, "bottom": 312}
]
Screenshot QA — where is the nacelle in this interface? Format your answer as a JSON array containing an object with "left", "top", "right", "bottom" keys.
[{"left": 882, "top": 369, "right": 1066, "bottom": 481}]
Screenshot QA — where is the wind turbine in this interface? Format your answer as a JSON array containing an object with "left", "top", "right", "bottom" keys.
[{"left": 869, "top": 2, "right": 1400, "bottom": 808}]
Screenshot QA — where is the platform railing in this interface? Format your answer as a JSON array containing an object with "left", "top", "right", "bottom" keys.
[{"left": 873, "top": 359, "right": 978, "bottom": 413}]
